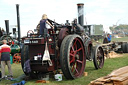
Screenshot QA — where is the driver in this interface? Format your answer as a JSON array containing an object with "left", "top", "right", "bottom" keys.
[{"left": 36, "top": 14, "right": 54, "bottom": 36}]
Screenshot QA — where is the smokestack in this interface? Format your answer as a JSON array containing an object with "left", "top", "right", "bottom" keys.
[
  {"left": 5, "top": 20, "right": 9, "bottom": 35},
  {"left": 77, "top": 3, "right": 84, "bottom": 26},
  {"left": 16, "top": 4, "right": 21, "bottom": 44}
]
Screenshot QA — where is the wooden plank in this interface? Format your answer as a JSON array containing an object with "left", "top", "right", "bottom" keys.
[
  {"left": 89, "top": 66, "right": 128, "bottom": 85},
  {"left": 93, "top": 81, "right": 104, "bottom": 85},
  {"left": 90, "top": 81, "right": 105, "bottom": 85},
  {"left": 111, "top": 72, "right": 128, "bottom": 81},
  {"left": 121, "top": 79, "right": 128, "bottom": 85},
  {"left": 113, "top": 78, "right": 128, "bottom": 85},
  {"left": 90, "top": 77, "right": 111, "bottom": 85},
  {"left": 108, "top": 66, "right": 128, "bottom": 77},
  {"left": 83, "top": 72, "right": 88, "bottom": 76},
  {"left": 113, "top": 81, "right": 123, "bottom": 85},
  {"left": 104, "top": 82, "right": 113, "bottom": 85}
]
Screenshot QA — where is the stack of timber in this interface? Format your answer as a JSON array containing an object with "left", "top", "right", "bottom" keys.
[{"left": 89, "top": 66, "right": 128, "bottom": 85}]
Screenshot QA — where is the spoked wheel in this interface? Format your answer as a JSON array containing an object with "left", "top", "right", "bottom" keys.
[
  {"left": 27, "top": 30, "right": 34, "bottom": 37},
  {"left": 103, "top": 37, "right": 108, "bottom": 44},
  {"left": 13, "top": 53, "right": 21, "bottom": 64},
  {"left": 93, "top": 45, "right": 104, "bottom": 69},
  {"left": 60, "top": 35, "right": 86, "bottom": 79},
  {"left": 0, "top": 35, "right": 13, "bottom": 42}
]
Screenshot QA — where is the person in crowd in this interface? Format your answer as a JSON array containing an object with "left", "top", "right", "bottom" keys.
[
  {"left": 36, "top": 14, "right": 54, "bottom": 36},
  {"left": 107, "top": 33, "right": 112, "bottom": 43},
  {"left": 0, "top": 40, "right": 13, "bottom": 79}
]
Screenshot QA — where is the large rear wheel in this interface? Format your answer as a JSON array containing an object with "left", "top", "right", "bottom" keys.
[{"left": 60, "top": 35, "right": 86, "bottom": 79}]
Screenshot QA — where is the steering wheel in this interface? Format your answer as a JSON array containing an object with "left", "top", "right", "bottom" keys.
[{"left": 27, "top": 30, "right": 34, "bottom": 37}]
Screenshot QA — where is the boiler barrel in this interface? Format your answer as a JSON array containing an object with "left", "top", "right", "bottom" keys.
[{"left": 11, "top": 45, "right": 20, "bottom": 54}]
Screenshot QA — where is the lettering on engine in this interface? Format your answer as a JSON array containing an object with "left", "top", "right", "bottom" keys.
[{"left": 30, "top": 40, "right": 38, "bottom": 43}]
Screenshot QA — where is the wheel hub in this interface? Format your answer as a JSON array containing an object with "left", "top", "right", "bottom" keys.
[{"left": 75, "top": 54, "right": 79, "bottom": 60}]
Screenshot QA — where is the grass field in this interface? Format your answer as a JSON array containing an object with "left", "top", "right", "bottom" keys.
[
  {"left": 1, "top": 53, "right": 128, "bottom": 85},
  {"left": 94, "top": 36, "right": 128, "bottom": 44},
  {"left": 111, "top": 36, "right": 128, "bottom": 42},
  {"left": 1, "top": 37, "right": 128, "bottom": 85}
]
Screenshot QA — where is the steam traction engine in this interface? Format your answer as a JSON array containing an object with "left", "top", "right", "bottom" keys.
[{"left": 21, "top": 4, "right": 104, "bottom": 79}]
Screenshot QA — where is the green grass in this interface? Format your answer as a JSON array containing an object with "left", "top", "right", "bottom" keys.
[
  {"left": 1, "top": 54, "right": 128, "bottom": 85},
  {"left": 94, "top": 36, "right": 128, "bottom": 44},
  {"left": 112, "top": 36, "right": 128, "bottom": 42}
]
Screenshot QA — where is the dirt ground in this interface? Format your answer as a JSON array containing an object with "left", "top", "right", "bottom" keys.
[{"left": 105, "top": 51, "right": 124, "bottom": 59}]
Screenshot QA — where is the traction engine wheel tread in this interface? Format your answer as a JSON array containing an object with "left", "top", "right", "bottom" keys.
[
  {"left": 126, "top": 43, "right": 128, "bottom": 53},
  {"left": 121, "top": 42, "right": 127, "bottom": 53},
  {"left": 60, "top": 35, "right": 72, "bottom": 79},
  {"left": 21, "top": 44, "right": 29, "bottom": 75}
]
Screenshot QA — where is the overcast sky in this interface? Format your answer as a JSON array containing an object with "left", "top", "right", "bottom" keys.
[{"left": 0, "top": 0, "right": 128, "bottom": 36}]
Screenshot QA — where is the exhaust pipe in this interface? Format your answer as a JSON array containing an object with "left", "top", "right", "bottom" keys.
[
  {"left": 16, "top": 4, "right": 21, "bottom": 44},
  {"left": 77, "top": 3, "right": 84, "bottom": 26},
  {"left": 5, "top": 20, "right": 9, "bottom": 35}
]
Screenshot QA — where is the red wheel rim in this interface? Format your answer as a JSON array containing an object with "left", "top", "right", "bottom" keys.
[
  {"left": 69, "top": 38, "right": 85, "bottom": 77},
  {"left": 13, "top": 53, "right": 21, "bottom": 64}
]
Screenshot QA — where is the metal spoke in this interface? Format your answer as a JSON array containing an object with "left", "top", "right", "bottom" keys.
[
  {"left": 71, "top": 64, "right": 75, "bottom": 72},
  {"left": 76, "top": 60, "right": 83, "bottom": 64},
  {"left": 70, "top": 53, "right": 75, "bottom": 57},
  {"left": 76, "top": 48, "right": 82, "bottom": 52},
  {"left": 75, "top": 67, "right": 79, "bottom": 75},
  {"left": 70, "top": 57, "right": 75, "bottom": 64}
]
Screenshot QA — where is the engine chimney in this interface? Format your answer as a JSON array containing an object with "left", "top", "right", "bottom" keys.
[
  {"left": 5, "top": 20, "right": 9, "bottom": 35},
  {"left": 77, "top": 3, "right": 84, "bottom": 26},
  {"left": 16, "top": 4, "right": 21, "bottom": 44}
]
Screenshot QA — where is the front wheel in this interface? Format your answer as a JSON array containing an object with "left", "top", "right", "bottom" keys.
[
  {"left": 93, "top": 45, "right": 104, "bottom": 69},
  {"left": 21, "top": 44, "right": 29, "bottom": 75},
  {"left": 21, "top": 44, "right": 39, "bottom": 79},
  {"left": 60, "top": 35, "right": 86, "bottom": 79}
]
